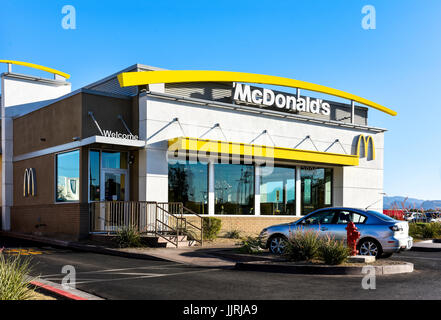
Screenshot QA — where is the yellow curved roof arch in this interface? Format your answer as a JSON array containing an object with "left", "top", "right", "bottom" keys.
[
  {"left": 117, "top": 70, "right": 396, "bottom": 116},
  {"left": 0, "top": 60, "right": 70, "bottom": 79}
]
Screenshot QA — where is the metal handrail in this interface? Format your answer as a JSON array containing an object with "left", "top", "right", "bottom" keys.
[
  {"left": 155, "top": 219, "right": 180, "bottom": 246},
  {"left": 155, "top": 203, "right": 183, "bottom": 247},
  {"left": 89, "top": 201, "right": 204, "bottom": 247},
  {"left": 181, "top": 205, "right": 204, "bottom": 246},
  {"left": 89, "top": 201, "right": 157, "bottom": 234}
]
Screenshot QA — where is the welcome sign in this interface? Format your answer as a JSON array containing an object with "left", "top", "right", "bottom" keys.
[{"left": 102, "top": 130, "right": 139, "bottom": 141}]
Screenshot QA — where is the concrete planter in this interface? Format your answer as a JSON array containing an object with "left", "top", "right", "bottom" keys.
[{"left": 236, "top": 260, "right": 414, "bottom": 275}]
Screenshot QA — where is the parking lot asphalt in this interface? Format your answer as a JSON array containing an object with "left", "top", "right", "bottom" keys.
[{"left": 2, "top": 236, "right": 441, "bottom": 300}]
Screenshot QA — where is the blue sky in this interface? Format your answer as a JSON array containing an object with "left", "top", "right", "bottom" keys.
[{"left": 1, "top": 0, "right": 440, "bottom": 200}]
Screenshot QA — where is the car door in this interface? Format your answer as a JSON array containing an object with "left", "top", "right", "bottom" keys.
[
  {"left": 298, "top": 210, "right": 337, "bottom": 238},
  {"left": 333, "top": 210, "right": 368, "bottom": 241}
]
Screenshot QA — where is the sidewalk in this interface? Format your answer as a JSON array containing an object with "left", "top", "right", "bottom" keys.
[
  {"left": 411, "top": 240, "right": 441, "bottom": 252},
  {"left": 0, "top": 231, "right": 239, "bottom": 268},
  {"left": 118, "top": 247, "right": 237, "bottom": 267}
]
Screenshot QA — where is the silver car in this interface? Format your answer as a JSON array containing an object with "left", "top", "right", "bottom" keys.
[{"left": 259, "top": 207, "right": 413, "bottom": 258}]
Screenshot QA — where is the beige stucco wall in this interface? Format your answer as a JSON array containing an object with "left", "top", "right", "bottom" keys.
[{"left": 186, "top": 215, "right": 300, "bottom": 237}]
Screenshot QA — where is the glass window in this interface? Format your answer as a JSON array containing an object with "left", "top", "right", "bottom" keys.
[
  {"left": 336, "top": 210, "right": 367, "bottom": 224},
  {"left": 302, "top": 210, "right": 336, "bottom": 225},
  {"left": 367, "top": 210, "right": 396, "bottom": 222},
  {"left": 102, "top": 151, "right": 127, "bottom": 169},
  {"left": 168, "top": 160, "right": 208, "bottom": 215},
  {"left": 260, "top": 166, "right": 295, "bottom": 215},
  {"left": 89, "top": 150, "right": 100, "bottom": 201},
  {"left": 301, "top": 167, "right": 333, "bottom": 215},
  {"left": 56, "top": 150, "right": 80, "bottom": 202},
  {"left": 215, "top": 164, "right": 254, "bottom": 215}
]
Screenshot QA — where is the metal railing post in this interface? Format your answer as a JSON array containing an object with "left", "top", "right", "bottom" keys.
[
  {"left": 201, "top": 216, "right": 204, "bottom": 245},
  {"left": 155, "top": 203, "right": 158, "bottom": 236},
  {"left": 176, "top": 213, "right": 179, "bottom": 247}
]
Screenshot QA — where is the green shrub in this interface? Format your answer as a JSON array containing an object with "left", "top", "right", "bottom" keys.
[
  {"left": 225, "top": 229, "right": 242, "bottom": 239},
  {"left": 408, "top": 223, "right": 422, "bottom": 239},
  {"left": 285, "top": 229, "right": 321, "bottom": 261},
  {"left": 0, "top": 253, "right": 35, "bottom": 300},
  {"left": 421, "top": 223, "right": 441, "bottom": 239},
  {"left": 319, "top": 236, "right": 351, "bottom": 265},
  {"left": 238, "top": 236, "right": 262, "bottom": 254},
  {"left": 203, "top": 217, "right": 222, "bottom": 240},
  {"left": 409, "top": 222, "right": 441, "bottom": 239},
  {"left": 115, "top": 227, "right": 142, "bottom": 248}
]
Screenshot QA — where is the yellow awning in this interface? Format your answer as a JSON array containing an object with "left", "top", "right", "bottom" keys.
[{"left": 168, "top": 137, "right": 359, "bottom": 166}]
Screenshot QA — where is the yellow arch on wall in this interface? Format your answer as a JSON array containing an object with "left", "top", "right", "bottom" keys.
[
  {"left": 117, "top": 70, "right": 397, "bottom": 116},
  {"left": 356, "top": 135, "right": 376, "bottom": 160},
  {"left": 0, "top": 60, "right": 71, "bottom": 79}
]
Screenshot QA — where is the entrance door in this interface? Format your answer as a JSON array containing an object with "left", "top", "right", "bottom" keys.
[
  {"left": 100, "top": 170, "right": 128, "bottom": 201},
  {"left": 99, "top": 151, "right": 129, "bottom": 202},
  {"left": 100, "top": 169, "right": 129, "bottom": 232}
]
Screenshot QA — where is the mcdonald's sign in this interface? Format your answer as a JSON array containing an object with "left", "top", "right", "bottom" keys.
[
  {"left": 23, "top": 168, "right": 36, "bottom": 197},
  {"left": 356, "top": 135, "right": 375, "bottom": 160}
]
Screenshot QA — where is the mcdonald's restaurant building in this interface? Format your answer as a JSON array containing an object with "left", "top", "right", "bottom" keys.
[{"left": 0, "top": 62, "right": 392, "bottom": 240}]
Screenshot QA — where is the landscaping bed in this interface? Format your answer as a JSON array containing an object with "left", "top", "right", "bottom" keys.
[
  {"left": 229, "top": 230, "right": 415, "bottom": 275},
  {"left": 409, "top": 222, "right": 441, "bottom": 240},
  {"left": 236, "top": 259, "right": 414, "bottom": 275}
]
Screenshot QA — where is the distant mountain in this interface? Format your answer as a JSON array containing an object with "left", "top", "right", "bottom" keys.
[
  {"left": 384, "top": 196, "right": 441, "bottom": 210},
  {"left": 421, "top": 200, "right": 441, "bottom": 210}
]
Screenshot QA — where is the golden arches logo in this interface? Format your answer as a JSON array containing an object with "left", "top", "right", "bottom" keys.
[
  {"left": 356, "top": 135, "right": 375, "bottom": 160},
  {"left": 24, "top": 168, "right": 37, "bottom": 197},
  {"left": 117, "top": 70, "right": 397, "bottom": 116}
]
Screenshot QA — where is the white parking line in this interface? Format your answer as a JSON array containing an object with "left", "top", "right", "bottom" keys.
[
  {"left": 68, "top": 268, "right": 220, "bottom": 285},
  {"left": 39, "top": 263, "right": 184, "bottom": 278}
]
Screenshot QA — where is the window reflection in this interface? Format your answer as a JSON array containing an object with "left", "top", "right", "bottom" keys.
[
  {"left": 102, "top": 151, "right": 127, "bottom": 169},
  {"left": 301, "top": 167, "right": 333, "bottom": 215},
  {"left": 56, "top": 150, "right": 80, "bottom": 202},
  {"left": 168, "top": 160, "right": 208, "bottom": 214},
  {"left": 104, "top": 172, "right": 126, "bottom": 201},
  {"left": 89, "top": 150, "right": 100, "bottom": 201},
  {"left": 215, "top": 164, "right": 254, "bottom": 215},
  {"left": 260, "top": 166, "right": 295, "bottom": 215}
]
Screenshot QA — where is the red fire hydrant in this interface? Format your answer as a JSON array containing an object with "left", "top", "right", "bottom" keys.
[{"left": 346, "top": 222, "right": 361, "bottom": 256}]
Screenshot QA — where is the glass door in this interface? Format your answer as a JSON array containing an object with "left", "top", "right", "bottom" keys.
[
  {"left": 101, "top": 171, "right": 127, "bottom": 201},
  {"left": 97, "top": 151, "right": 129, "bottom": 202}
]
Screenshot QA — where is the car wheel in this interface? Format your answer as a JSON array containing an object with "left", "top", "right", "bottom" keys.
[
  {"left": 268, "top": 235, "right": 288, "bottom": 254},
  {"left": 358, "top": 239, "right": 382, "bottom": 257}
]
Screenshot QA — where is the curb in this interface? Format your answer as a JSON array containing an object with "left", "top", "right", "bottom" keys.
[
  {"left": 209, "top": 250, "right": 282, "bottom": 263},
  {"left": 1, "top": 231, "right": 167, "bottom": 262},
  {"left": 30, "top": 278, "right": 103, "bottom": 300},
  {"left": 410, "top": 246, "right": 441, "bottom": 252},
  {"left": 235, "top": 261, "right": 414, "bottom": 275},
  {"left": 411, "top": 241, "right": 441, "bottom": 252}
]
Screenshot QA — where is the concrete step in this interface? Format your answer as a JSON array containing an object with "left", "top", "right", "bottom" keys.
[
  {"left": 157, "top": 235, "right": 188, "bottom": 243},
  {"left": 163, "top": 240, "right": 197, "bottom": 248}
]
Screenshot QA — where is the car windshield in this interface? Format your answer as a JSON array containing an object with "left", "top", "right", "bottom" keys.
[{"left": 367, "top": 210, "right": 396, "bottom": 222}]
